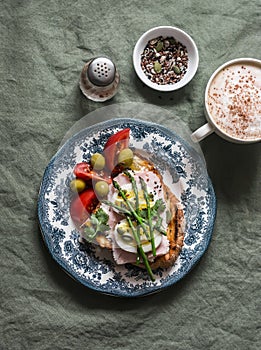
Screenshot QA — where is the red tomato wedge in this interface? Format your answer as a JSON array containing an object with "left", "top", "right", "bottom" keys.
[
  {"left": 70, "top": 189, "right": 98, "bottom": 224},
  {"left": 103, "top": 128, "right": 130, "bottom": 173}
]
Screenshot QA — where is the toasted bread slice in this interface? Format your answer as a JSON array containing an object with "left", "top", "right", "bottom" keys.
[
  {"left": 87, "top": 153, "right": 185, "bottom": 270},
  {"left": 150, "top": 203, "right": 184, "bottom": 270}
]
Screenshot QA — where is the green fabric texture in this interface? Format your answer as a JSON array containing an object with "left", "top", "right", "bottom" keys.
[{"left": 0, "top": 0, "right": 260, "bottom": 349}]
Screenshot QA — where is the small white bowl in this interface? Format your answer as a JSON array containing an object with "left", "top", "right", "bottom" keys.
[{"left": 133, "top": 26, "right": 199, "bottom": 92}]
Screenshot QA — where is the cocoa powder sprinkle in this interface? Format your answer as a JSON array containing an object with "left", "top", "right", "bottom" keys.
[{"left": 207, "top": 63, "right": 261, "bottom": 140}]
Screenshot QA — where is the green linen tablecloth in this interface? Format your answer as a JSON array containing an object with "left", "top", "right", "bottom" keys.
[{"left": 0, "top": 0, "right": 260, "bottom": 349}]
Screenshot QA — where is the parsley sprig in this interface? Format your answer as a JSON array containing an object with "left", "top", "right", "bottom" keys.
[{"left": 83, "top": 208, "right": 110, "bottom": 241}]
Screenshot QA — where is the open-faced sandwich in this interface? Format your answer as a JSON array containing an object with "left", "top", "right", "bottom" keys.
[{"left": 69, "top": 128, "right": 185, "bottom": 281}]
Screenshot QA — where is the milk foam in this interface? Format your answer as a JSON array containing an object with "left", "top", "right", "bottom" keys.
[{"left": 207, "top": 62, "right": 261, "bottom": 140}]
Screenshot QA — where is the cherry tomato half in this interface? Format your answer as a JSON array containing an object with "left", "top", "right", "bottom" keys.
[{"left": 73, "top": 162, "right": 111, "bottom": 183}]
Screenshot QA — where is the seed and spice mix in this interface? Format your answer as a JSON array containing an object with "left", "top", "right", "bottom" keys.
[{"left": 140, "top": 36, "right": 188, "bottom": 85}]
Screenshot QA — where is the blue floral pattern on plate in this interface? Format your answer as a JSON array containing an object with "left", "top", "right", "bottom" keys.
[{"left": 38, "top": 118, "right": 216, "bottom": 297}]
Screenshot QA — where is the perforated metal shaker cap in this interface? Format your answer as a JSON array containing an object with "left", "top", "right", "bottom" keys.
[{"left": 87, "top": 57, "right": 116, "bottom": 86}]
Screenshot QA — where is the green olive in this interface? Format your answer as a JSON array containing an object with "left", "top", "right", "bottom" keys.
[
  {"left": 91, "top": 153, "right": 105, "bottom": 170},
  {"left": 118, "top": 148, "right": 133, "bottom": 167},
  {"left": 94, "top": 180, "right": 109, "bottom": 197},
  {"left": 70, "top": 178, "right": 86, "bottom": 193}
]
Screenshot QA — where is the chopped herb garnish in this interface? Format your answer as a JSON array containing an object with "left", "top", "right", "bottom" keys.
[{"left": 83, "top": 208, "right": 109, "bottom": 241}]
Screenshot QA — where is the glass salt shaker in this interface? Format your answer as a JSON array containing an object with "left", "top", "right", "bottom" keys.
[{"left": 79, "top": 57, "right": 120, "bottom": 102}]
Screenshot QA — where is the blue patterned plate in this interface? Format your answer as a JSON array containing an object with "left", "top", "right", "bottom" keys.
[{"left": 38, "top": 118, "right": 216, "bottom": 297}]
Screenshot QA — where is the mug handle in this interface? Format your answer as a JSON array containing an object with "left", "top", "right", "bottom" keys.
[{"left": 191, "top": 123, "right": 215, "bottom": 143}]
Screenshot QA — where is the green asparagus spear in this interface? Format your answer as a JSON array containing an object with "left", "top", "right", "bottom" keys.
[
  {"left": 139, "top": 177, "right": 156, "bottom": 256},
  {"left": 102, "top": 200, "right": 132, "bottom": 216},
  {"left": 126, "top": 217, "right": 155, "bottom": 282},
  {"left": 124, "top": 170, "right": 140, "bottom": 213},
  {"left": 124, "top": 170, "right": 144, "bottom": 259}
]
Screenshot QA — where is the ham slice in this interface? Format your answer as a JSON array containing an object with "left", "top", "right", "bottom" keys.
[{"left": 110, "top": 171, "right": 165, "bottom": 202}]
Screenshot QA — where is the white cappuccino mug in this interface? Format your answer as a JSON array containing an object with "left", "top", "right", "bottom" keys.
[{"left": 191, "top": 58, "right": 261, "bottom": 144}]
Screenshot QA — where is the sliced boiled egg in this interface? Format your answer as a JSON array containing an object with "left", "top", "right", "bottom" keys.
[{"left": 114, "top": 219, "right": 162, "bottom": 253}]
